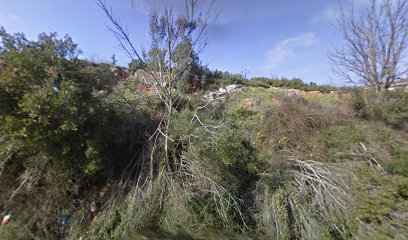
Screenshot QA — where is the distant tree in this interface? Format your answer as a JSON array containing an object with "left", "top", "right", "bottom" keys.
[
  {"left": 143, "top": 10, "right": 205, "bottom": 92},
  {"left": 330, "top": 0, "right": 408, "bottom": 91},
  {"left": 239, "top": 69, "right": 249, "bottom": 79},
  {"left": 111, "top": 54, "right": 117, "bottom": 65}
]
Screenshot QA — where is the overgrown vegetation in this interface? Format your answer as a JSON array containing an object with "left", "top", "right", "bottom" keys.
[
  {"left": 352, "top": 90, "right": 408, "bottom": 131},
  {"left": 247, "top": 77, "right": 338, "bottom": 93},
  {"left": 1, "top": 1, "right": 408, "bottom": 239}
]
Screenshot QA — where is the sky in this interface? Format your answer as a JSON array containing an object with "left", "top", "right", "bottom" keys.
[{"left": 0, "top": 0, "right": 358, "bottom": 85}]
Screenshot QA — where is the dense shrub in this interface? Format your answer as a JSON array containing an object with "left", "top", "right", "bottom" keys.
[
  {"left": 352, "top": 90, "right": 408, "bottom": 130},
  {"left": 0, "top": 29, "right": 151, "bottom": 238},
  {"left": 257, "top": 95, "right": 351, "bottom": 154},
  {"left": 220, "top": 74, "right": 247, "bottom": 86},
  {"left": 1, "top": 27, "right": 407, "bottom": 240},
  {"left": 248, "top": 77, "right": 337, "bottom": 93}
]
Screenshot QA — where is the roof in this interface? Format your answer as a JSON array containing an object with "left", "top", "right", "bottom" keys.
[{"left": 392, "top": 79, "right": 408, "bottom": 86}]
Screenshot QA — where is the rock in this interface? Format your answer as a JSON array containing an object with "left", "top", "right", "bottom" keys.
[
  {"left": 218, "top": 87, "right": 227, "bottom": 95},
  {"left": 204, "top": 85, "right": 246, "bottom": 101},
  {"left": 226, "top": 84, "right": 244, "bottom": 93},
  {"left": 204, "top": 91, "right": 219, "bottom": 101}
]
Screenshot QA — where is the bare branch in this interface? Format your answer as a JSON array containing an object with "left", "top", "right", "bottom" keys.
[{"left": 330, "top": 0, "right": 408, "bottom": 91}]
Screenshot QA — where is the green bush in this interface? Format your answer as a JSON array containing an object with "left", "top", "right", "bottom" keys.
[
  {"left": 1, "top": 26, "right": 408, "bottom": 240},
  {"left": 220, "top": 74, "right": 246, "bottom": 86},
  {"left": 0, "top": 221, "right": 31, "bottom": 240},
  {"left": 352, "top": 90, "right": 408, "bottom": 130},
  {"left": 248, "top": 77, "right": 337, "bottom": 93},
  {"left": 258, "top": 96, "right": 340, "bottom": 152},
  {"left": 0, "top": 29, "right": 151, "bottom": 238},
  {"left": 353, "top": 166, "right": 408, "bottom": 239}
]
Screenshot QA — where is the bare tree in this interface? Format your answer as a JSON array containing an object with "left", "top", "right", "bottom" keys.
[
  {"left": 92, "top": 1, "right": 250, "bottom": 231},
  {"left": 96, "top": 0, "right": 216, "bottom": 176},
  {"left": 330, "top": 0, "right": 408, "bottom": 91}
]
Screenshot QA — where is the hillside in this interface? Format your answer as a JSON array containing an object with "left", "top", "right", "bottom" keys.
[
  {"left": 0, "top": 31, "right": 407, "bottom": 238},
  {"left": 1, "top": 0, "right": 408, "bottom": 238}
]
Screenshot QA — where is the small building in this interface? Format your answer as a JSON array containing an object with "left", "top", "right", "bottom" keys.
[{"left": 388, "top": 79, "right": 408, "bottom": 91}]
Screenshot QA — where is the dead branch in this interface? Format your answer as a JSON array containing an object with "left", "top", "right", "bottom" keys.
[{"left": 330, "top": 0, "right": 408, "bottom": 91}]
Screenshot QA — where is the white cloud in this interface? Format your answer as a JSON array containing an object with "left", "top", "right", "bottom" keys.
[
  {"left": 311, "top": 6, "right": 341, "bottom": 23},
  {"left": 264, "top": 33, "right": 318, "bottom": 72},
  {"left": 312, "top": 0, "right": 401, "bottom": 24}
]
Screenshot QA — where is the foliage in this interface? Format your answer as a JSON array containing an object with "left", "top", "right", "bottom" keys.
[
  {"left": 248, "top": 77, "right": 337, "bottom": 93},
  {"left": 352, "top": 166, "right": 408, "bottom": 239},
  {"left": 352, "top": 90, "right": 408, "bottom": 130},
  {"left": 1, "top": 25, "right": 408, "bottom": 240},
  {"left": 257, "top": 95, "right": 350, "bottom": 154},
  {"left": 127, "top": 59, "right": 146, "bottom": 75},
  {"left": 219, "top": 74, "right": 246, "bottom": 86},
  {"left": 0, "top": 28, "right": 149, "bottom": 238},
  {"left": 141, "top": 9, "right": 211, "bottom": 93}
]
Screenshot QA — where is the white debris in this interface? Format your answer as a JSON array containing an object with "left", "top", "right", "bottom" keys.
[{"left": 226, "top": 84, "right": 244, "bottom": 93}]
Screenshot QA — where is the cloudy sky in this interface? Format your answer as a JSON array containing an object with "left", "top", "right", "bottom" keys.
[{"left": 0, "top": 0, "right": 358, "bottom": 84}]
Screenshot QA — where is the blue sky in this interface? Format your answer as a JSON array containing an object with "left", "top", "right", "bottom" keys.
[{"left": 0, "top": 0, "right": 353, "bottom": 85}]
